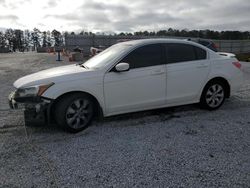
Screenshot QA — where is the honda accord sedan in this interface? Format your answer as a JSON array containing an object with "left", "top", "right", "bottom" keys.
[{"left": 9, "top": 39, "right": 244, "bottom": 132}]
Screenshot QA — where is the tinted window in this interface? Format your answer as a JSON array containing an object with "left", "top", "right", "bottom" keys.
[
  {"left": 166, "top": 43, "right": 196, "bottom": 63},
  {"left": 195, "top": 46, "right": 207, "bottom": 60},
  {"left": 198, "top": 40, "right": 210, "bottom": 46},
  {"left": 121, "top": 44, "right": 164, "bottom": 69},
  {"left": 165, "top": 43, "right": 207, "bottom": 64}
]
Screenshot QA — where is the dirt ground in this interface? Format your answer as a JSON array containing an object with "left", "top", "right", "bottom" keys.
[{"left": 0, "top": 52, "right": 250, "bottom": 187}]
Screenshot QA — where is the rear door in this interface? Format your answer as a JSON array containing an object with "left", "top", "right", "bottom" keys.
[{"left": 164, "top": 43, "right": 210, "bottom": 104}]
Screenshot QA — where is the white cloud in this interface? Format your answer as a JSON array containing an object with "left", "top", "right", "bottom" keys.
[{"left": 0, "top": 0, "right": 249, "bottom": 32}]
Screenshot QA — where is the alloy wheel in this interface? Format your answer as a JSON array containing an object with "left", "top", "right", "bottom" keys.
[
  {"left": 65, "top": 99, "right": 92, "bottom": 129},
  {"left": 205, "top": 84, "right": 225, "bottom": 108}
]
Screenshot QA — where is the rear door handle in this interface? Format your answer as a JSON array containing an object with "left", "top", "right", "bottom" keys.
[
  {"left": 151, "top": 70, "right": 165, "bottom": 75},
  {"left": 197, "top": 64, "right": 209, "bottom": 69}
]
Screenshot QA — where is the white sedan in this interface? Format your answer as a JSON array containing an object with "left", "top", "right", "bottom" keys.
[{"left": 9, "top": 39, "right": 244, "bottom": 132}]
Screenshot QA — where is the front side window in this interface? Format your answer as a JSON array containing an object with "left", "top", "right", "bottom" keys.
[
  {"left": 121, "top": 44, "right": 164, "bottom": 69},
  {"left": 165, "top": 43, "right": 207, "bottom": 64}
]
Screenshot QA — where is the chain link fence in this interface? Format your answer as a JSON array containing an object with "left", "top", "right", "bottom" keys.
[{"left": 65, "top": 35, "right": 250, "bottom": 54}]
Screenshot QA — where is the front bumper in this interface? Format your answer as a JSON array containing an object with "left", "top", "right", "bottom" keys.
[
  {"left": 8, "top": 90, "right": 51, "bottom": 109},
  {"left": 8, "top": 91, "right": 19, "bottom": 109},
  {"left": 8, "top": 90, "right": 53, "bottom": 125}
]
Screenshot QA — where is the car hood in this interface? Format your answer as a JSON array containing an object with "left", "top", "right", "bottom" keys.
[{"left": 14, "top": 64, "right": 94, "bottom": 88}]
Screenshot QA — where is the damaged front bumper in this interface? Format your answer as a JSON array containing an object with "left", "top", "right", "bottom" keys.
[
  {"left": 8, "top": 90, "right": 54, "bottom": 125},
  {"left": 8, "top": 91, "right": 19, "bottom": 109}
]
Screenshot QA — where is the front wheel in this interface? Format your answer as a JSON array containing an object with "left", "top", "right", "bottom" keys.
[
  {"left": 200, "top": 81, "right": 226, "bottom": 110},
  {"left": 55, "top": 93, "right": 94, "bottom": 133}
]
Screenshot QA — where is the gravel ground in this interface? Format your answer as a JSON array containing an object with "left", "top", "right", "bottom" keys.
[{"left": 0, "top": 52, "right": 250, "bottom": 187}]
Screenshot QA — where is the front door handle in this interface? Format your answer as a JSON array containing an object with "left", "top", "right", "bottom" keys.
[{"left": 151, "top": 70, "right": 165, "bottom": 75}]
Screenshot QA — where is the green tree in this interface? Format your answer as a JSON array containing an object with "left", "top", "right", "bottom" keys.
[
  {"left": 31, "top": 28, "right": 41, "bottom": 50},
  {"left": 52, "top": 29, "right": 63, "bottom": 46},
  {"left": 0, "top": 31, "right": 7, "bottom": 48},
  {"left": 23, "top": 30, "right": 31, "bottom": 51},
  {"left": 42, "top": 31, "right": 47, "bottom": 47},
  {"left": 13, "top": 29, "right": 24, "bottom": 51},
  {"left": 5, "top": 29, "right": 15, "bottom": 51}
]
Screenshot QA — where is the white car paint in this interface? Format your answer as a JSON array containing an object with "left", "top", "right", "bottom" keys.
[
  {"left": 104, "top": 64, "right": 167, "bottom": 115},
  {"left": 217, "top": 52, "right": 236, "bottom": 58},
  {"left": 165, "top": 59, "right": 211, "bottom": 105},
  {"left": 13, "top": 39, "right": 244, "bottom": 117},
  {"left": 14, "top": 64, "right": 94, "bottom": 88}
]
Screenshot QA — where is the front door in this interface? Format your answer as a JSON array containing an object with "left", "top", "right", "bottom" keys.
[{"left": 104, "top": 44, "right": 167, "bottom": 115}]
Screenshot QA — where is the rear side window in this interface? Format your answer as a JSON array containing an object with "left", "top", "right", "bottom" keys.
[
  {"left": 165, "top": 43, "right": 207, "bottom": 64},
  {"left": 195, "top": 46, "right": 207, "bottom": 60},
  {"left": 121, "top": 44, "right": 164, "bottom": 69}
]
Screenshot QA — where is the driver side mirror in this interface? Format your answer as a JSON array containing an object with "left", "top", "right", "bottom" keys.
[{"left": 115, "top": 62, "right": 130, "bottom": 72}]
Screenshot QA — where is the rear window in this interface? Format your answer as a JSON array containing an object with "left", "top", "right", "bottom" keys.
[{"left": 165, "top": 43, "right": 207, "bottom": 64}]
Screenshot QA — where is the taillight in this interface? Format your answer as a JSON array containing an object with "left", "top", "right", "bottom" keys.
[{"left": 232, "top": 61, "right": 242, "bottom": 69}]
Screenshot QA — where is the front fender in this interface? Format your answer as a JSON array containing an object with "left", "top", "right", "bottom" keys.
[{"left": 42, "top": 79, "right": 105, "bottom": 112}]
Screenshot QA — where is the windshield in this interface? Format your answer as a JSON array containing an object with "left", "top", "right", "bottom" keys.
[{"left": 83, "top": 43, "right": 131, "bottom": 69}]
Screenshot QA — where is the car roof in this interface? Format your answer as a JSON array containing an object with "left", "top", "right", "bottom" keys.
[
  {"left": 119, "top": 38, "right": 204, "bottom": 47},
  {"left": 114, "top": 38, "right": 221, "bottom": 60}
]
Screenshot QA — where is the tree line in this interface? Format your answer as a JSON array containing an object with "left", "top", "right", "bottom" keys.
[
  {"left": 118, "top": 29, "right": 250, "bottom": 40},
  {"left": 1, "top": 28, "right": 250, "bottom": 51},
  {"left": 0, "top": 28, "right": 64, "bottom": 52}
]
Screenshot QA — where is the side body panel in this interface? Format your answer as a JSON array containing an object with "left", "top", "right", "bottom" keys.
[
  {"left": 166, "top": 59, "right": 211, "bottom": 104},
  {"left": 104, "top": 65, "right": 167, "bottom": 116}
]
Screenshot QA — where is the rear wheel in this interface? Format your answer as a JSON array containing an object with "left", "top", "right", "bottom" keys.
[
  {"left": 55, "top": 93, "right": 94, "bottom": 133},
  {"left": 200, "top": 81, "right": 226, "bottom": 110}
]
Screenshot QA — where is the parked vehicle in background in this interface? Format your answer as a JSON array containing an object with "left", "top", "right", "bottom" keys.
[
  {"left": 197, "top": 39, "right": 219, "bottom": 52},
  {"left": 189, "top": 38, "right": 236, "bottom": 58},
  {"left": 9, "top": 39, "right": 244, "bottom": 133},
  {"left": 187, "top": 38, "right": 218, "bottom": 52}
]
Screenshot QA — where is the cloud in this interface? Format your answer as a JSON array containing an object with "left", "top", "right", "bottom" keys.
[
  {"left": 82, "top": 1, "right": 130, "bottom": 15},
  {"left": 2, "top": 0, "right": 31, "bottom": 9},
  {"left": 44, "top": 13, "right": 79, "bottom": 21},
  {"left": 0, "top": 14, "right": 25, "bottom": 28},
  {"left": 1, "top": 0, "right": 250, "bottom": 31},
  {"left": 72, "top": 0, "right": 250, "bottom": 31},
  {"left": 0, "top": 0, "right": 5, "bottom": 7},
  {"left": 0, "top": 15, "right": 18, "bottom": 21},
  {"left": 48, "top": 0, "right": 57, "bottom": 7},
  {"left": 44, "top": 0, "right": 61, "bottom": 8}
]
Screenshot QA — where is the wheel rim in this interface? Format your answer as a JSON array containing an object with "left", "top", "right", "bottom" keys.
[
  {"left": 205, "top": 84, "right": 225, "bottom": 108},
  {"left": 65, "top": 99, "right": 92, "bottom": 129}
]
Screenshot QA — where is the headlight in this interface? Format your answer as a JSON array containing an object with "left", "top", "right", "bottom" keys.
[{"left": 16, "top": 83, "right": 54, "bottom": 98}]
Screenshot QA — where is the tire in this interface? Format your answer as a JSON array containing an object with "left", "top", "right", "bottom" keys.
[
  {"left": 200, "top": 81, "right": 226, "bottom": 110},
  {"left": 55, "top": 93, "right": 94, "bottom": 133}
]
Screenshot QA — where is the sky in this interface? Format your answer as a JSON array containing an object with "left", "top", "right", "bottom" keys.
[{"left": 0, "top": 0, "right": 250, "bottom": 32}]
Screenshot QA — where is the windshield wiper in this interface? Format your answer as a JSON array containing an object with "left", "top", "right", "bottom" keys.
[
  {"left": 81, "top": 64, "right": 89, "bottom": 69},
  {"left": 77, "top": 63, "right": 88, "bottom": 69}
]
